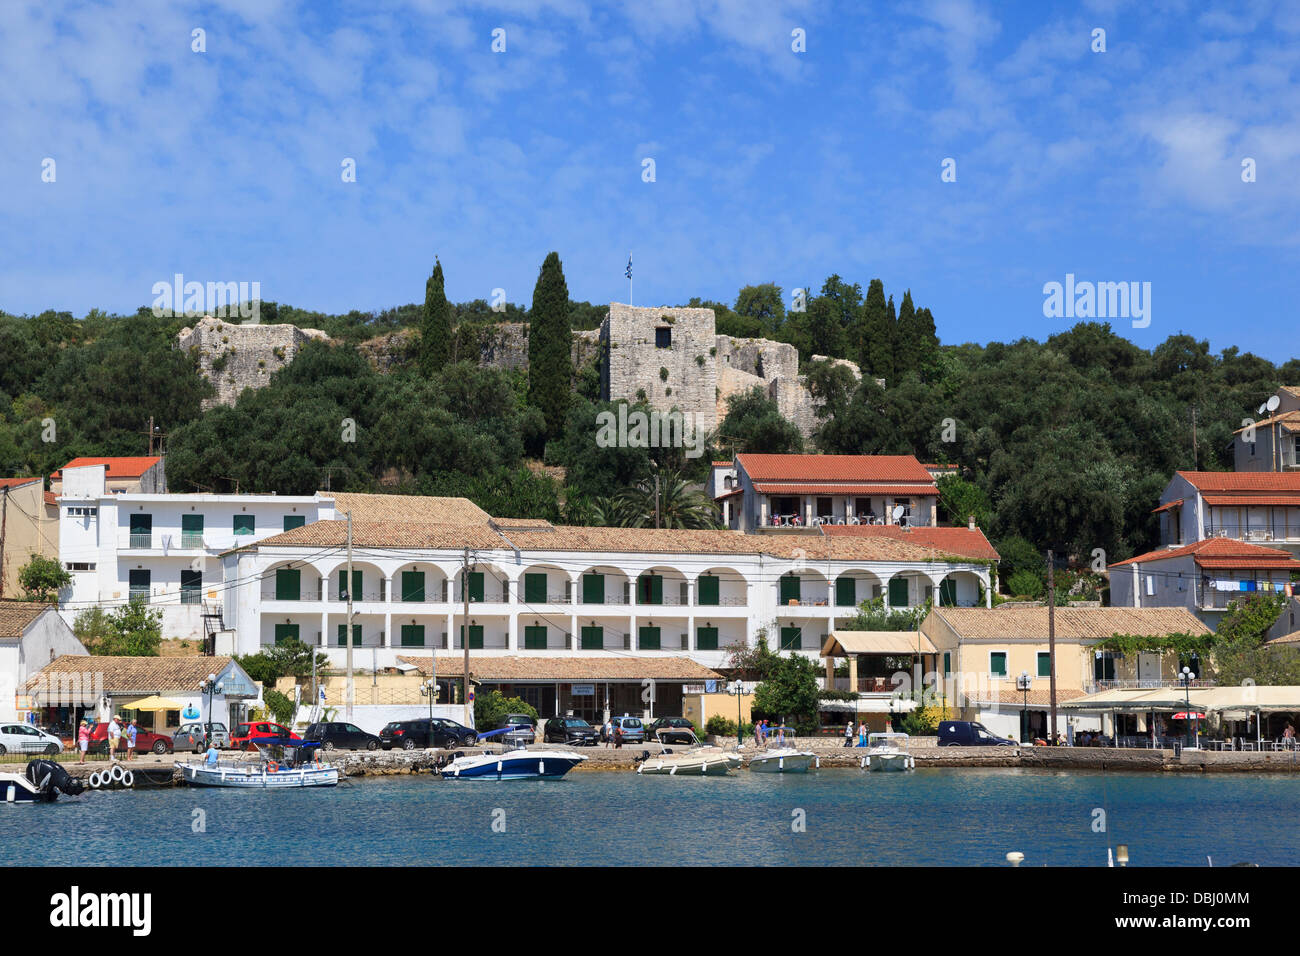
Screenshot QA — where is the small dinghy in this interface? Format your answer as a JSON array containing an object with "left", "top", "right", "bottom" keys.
[
  {"left": 178, "top": 739, "right": 339, "bottom": 788},
  {"left": 439, "top": 745, "right": 586, "bottom": 780},
  {"left": 0, "top": 760, "right": 87, "bottom": 803}
]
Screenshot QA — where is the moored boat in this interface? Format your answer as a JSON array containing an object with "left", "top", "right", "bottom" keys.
[
  {"left": 635, "top": 730, "right": 743, "bottom": 775},
  {"left": 440, "top": 747, "right": 586, "bottom": 780},
  {"left": 861, "top": 732, "right": 914, "bottom": 772},
  {"left": 0, "top": 760, "right": 86, "bottom": 803},
  {"left": 178, "top": 740, "right": 339, "bottom": 788}
]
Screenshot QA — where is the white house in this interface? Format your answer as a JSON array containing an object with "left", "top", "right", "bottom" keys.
[
  {"left": 0, "top": 601, "right": 87, "bottom": 722},
  {"left": 1154, "top": 470, "right": 1300, "bottom": 558}
]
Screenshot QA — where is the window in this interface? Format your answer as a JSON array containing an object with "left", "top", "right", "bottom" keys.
[
  {"left": 939, "top": 578, "right": 957, "bottom": 607},
  {"left": 465, "top": 571, "right": 484, "bottom": 603},
  {"left": 283, "top": 515, "right": 305, "bottom": 531},
  {"left": 580, "top": 626, "right": 603, "bottom": 650},
  {"left": 655, "top": 326, "right": 671, "bottom": 349},
  {"left": 128, "top": 569, "right": 150, "bottom": 601},
  {"left": 524, "top": 626, "right": 547, "bottom": 650},
  {"left": 401, "top": 571, "right": 425, "bottom": 602},
  {"left": 835, "top": 576, "right": 856, "bottom": 607},
  {"left": 696, "top": 626, "right": 719, "bottom": 651},
  {"left": 67, "top": 506, "right": 98, "bottom": 517},
  {"left": 400, "top": 625, "right": 425, "bottom": 648},
  {"left": 779, "top": 575, "right": 801, "bottom": 604},
  {"left": 1037, "top": 652, "right": 1051, "bottom": 678},
  {"left": 181, "top": 513, "right": 204, "bottom": 547},
  {"left": 1094, "top": 653, "right": 1116, "bottom": 682},
  {"left": 779, "top": 626, "right": 802, "bottom": 650},
  {"left": 275, "top": 568, "right": 300, "bottom": 601},
  {"left": 943, "top": 652, "right": 951, "bottom": 676},
  {"left": 336, "top": 624, "right": 362, "bottom": 647},
  {"left": 65, "top": 562, "right": 95, "bottom": 571},
  {"left": 697, "top": 574, "right": 720, "bottom": 606},
  {"left": 524, "top": 573, "right": 547, "bottom": 604},
  {"left": 274, "top": 623, "right": 299, "bottom": 645},
  {"left": 128, "top": 514, "right": 152, "bottom": 548},
  {"left": 180, "top": 569, "right": 202, "bottom": 605},
  {"left": 638, "top": 626, "right": 661, "bottom": 650},
  {"left": 888, "top": 577, "right": 909, "bottom": 607},
  {"left": 990, "top": 652, "right": 1008, "bottom": 677},
  {"left": 233, "top": 514, "right": 255, "bottom": 536},
  {"left": 637, "top": 574, "right": 663, "bottom": 605},
  {"left": 458, "top": 625, "right": 484, "bottom": 649},
  {"left": 582, "top": 573, "right": 605, "bottom": 604}
]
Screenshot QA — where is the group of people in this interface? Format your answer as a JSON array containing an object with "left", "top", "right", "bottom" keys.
[
  {"left": 74, "top": 715, "right": 140, "bottom": 764},
  {"left": 843, "top": 720, "right": 871, "bottom": 747},
  {"left": 752, "top": 720, "right": 786, "bottom": 746}
]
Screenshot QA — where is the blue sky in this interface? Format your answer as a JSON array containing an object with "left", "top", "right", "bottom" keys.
[{"left": 2, "top": 0, "right": 1298, "bottom": 361}]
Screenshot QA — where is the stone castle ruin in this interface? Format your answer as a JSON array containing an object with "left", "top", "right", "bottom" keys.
[{"left": 178, "top": 303, "right": 857, "bottom": 438}]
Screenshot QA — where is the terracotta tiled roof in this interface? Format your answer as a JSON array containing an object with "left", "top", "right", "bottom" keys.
[
  {"left": 44, "top": 491, "right": 57, "bottom": 506},
  {"left": 397, "top": 655, "right": 721, "bottom": 682},
  {"left": 0, "top": 477, "right": 41, "bottom": 491},
  {"left": 931, "top": 606, "right": 1211, "bottom": 641},
  {"left": 738, "top": 454, "right": 935, "bottom": 484},
  {"left": 1110, "top": 537, "right": 1300, "bottom": 570},
  {"left": 1203, "top": 494, "right": 1300, "bottom": 506},
  {"left": 969, "top": 688, "right": 1088, "bottom": 706},
  {"left": 26, "top": 654, "right": 237, "bottom": 693},
  {"left": 1177, "top": 471, "right": 1300, "bottom": 492},
  {"left": 0, "top": 601, "right": 55, "bottom": 639},
  {"left": 752, "top": 483, "right": 938, "bottom": 496},
  {"left": 820, "top": 524, "right": 1000, "bottom": 561},
  {"left": 53, "top": 457, "right": 161, "bottom": 479},
  {"left": 323, "top": 492, "right": 490, "bottom": 525},
  {"left": 1151, "top": 499, "right": 1184, "bottom": 513},
  {"left": 1268, "top": 630, "right": 1300, "bottom": 646},
  {"left": 1232, "top": 410, "right": 1300, "bottom": 434}
]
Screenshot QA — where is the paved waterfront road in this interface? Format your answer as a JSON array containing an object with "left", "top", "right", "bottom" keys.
[{"left": 4, "top": 768, "right": 1298, "bottom": 866}]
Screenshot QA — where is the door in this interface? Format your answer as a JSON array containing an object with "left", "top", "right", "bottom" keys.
[
  {"left": 779, "top": 626, "right": 802, "bottom": 650},
  {"left": 180, "top": 569, "right": 202, "bottom": 604},
  {"left": 779, "top": 575, "right": 801, "bottom": 605},
  {"left": 939, "top": 578, "right": 957, "bottom": 607},
  {"left": 696, "top": 574, "right": 719, "bottom": 606},
  {"left": 401, "top": 571, "right": 425, "bottom": 602},
  {"left": 835, "top": 576, "right": 856, "bottom": 607},
  {"left": 128, "top": 513, "right": 152, "bottom": 547},
  {"left": 274, "top": 623, "right": 299, "bottom": 645},
  {"left": 1138, "top": 652, "right": 1161, "bottom": 686},
  {"left": 637, "top": 574, "right": 663, "bottom": 605},
  {"left": 181, "top": 513, "right": 204, "bottom": 547},
  {"left": 580, "top": 625, "right": 603, "bottom": 650},
  {"left": 638, "top": 626, "right": 661, "bottom": 650},
  {"left": 128, "top": 569, "right": 151, "bottom": 602},
  {"left": 524, "top": 625, "right": 547, "bottom": 650},
  {"left": 582, "top": 573, "right": 605, "bottom": 605},
  {"left": 524, "top": 573, "right": 547, "bottom": 604},
  {"left": 888, "top": 577, "right": 909, "bottom": 607}
]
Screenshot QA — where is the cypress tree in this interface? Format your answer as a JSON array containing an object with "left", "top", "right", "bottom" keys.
[
  {"left": 894, "top": 289, "right": 918, "bottom": 375},
  {"left": 420, "top": 257, "right": 453, "bottom": 377},
  {"left": 859, "top": 278, "right": 895, "bottom": 383},
  {"left": 528, "top": 251, "right": 572, "bottom": 439}
]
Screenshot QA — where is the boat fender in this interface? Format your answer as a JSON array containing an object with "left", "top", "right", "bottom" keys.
[
  {"left": 815, "top": 756, "right": 821, "bottom": 769},
  {"left": 5, "top": 784, "right": 13, "bottom": 803},
  {"left": 539, "top": 760, "right": 545, "bottom": 775},
  {"left": 110, "top": 764, "right": 125, "bottom": 784},
  {"left": 121, "top": 770, "right": 134, "bottom": 788},
  {"left": 266, "top": 760, "right": 279, "bottom": 773},
  {"left": 88, "top": 771, "right": 101, "bottom": 789}
]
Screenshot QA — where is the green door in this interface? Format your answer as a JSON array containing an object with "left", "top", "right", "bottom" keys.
[
  {"left": 181, "top": 513, "right": 204, "bottom": 546},
  {"left": 779, "top": 574, "right": 802, "bottom": 604},
  {"left": 582, "top": 573, "right": 605, "bottom": 604},
  {"left": 458, "top": 625, "right": 484, "bottom": 649},
  {"left": 283, "top": 515, "right": 305, "bottom": 531},
  {"left": 524, "top": 573, "right": 547, "bottom": 604},
  {"left": 696, "top": 626, "right": 719, "bottom": 651},
  {"left": 466, "top": 572, "right": 484, "bottom": 603},
  {"left": 696, "top": 574, "right": 720, "bottom": 606},
  {"left": 336, "top": 624, "right": 362, "bottom": 646},
  {"left": 779, "top": 626, "right": 802, "bottom": 650},
  {"left": 275, "top": 568, "right": 300, "bottom": 600},
  {"left": 888, "top": 577, "right": 909, "bottom": 607},
  {"left": 180, "top": 569, "right": 202, "bottom": 604},
  {"left": 400, "top": 625, "right": 425, "bottom": 648},
  {"left": 638, "top": 626, "right": 661, "bottom": 650},
  {"left": 401, "top": 571, "right": 425, "bottom": 602},
  {"left": 128, "top": 569, "right": 150, "bottom": 600},
  {"left": 524, "top": 625, "right": 548, "bottom": 649},
  {"left": 129, "top": 514, "right": 152, "bottom": 547},
  {"left": 835, "top": 576, "right": 856, "bottom": 606},
  {"left": 637, "top": 574, "right": 663, "bottom": 605},
  {"left": 274, "top": 623, "right": 299, "bottom": 645},
  {"left": 939, "top": 578, "right": 957, "bottom": 607},
  {"left": 338, "top": 570, "right": 363, "bottom": 601},
  {"left": 233, "top": 514, "right": 255, "bottom": 536},
  {"left": 580, "top": 626, "right": 603, "bottom": 649}
]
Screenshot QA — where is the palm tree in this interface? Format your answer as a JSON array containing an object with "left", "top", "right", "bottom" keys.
[{"left": 614, "top": 468, "right": 721, "bottom": 530}]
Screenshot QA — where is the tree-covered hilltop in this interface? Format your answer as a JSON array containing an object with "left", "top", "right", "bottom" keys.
[{"left": 1, "top": 265, "right": 1296, "bottom": 556}]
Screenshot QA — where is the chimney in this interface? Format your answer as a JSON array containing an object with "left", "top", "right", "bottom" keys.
[{"left": 968, "top": 515, "right": 976, "bottom": 531}]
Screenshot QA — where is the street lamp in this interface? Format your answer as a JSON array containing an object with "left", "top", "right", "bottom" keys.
[
  {"left": 731, "top": 679, "right": 744, "bottom": 748},
  {"left": 1179, "top": 665, "right": 1198, "bottom": 749},
  {"left": 200, "top": 672, "right": 222, "bottom": 749},
  {"left": 1016, "top": 672, "right": 1032, "bottom": 743}
]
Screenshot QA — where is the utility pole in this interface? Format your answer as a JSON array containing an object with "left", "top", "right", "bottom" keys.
[
  {"left": 1191, "top": 406, "right": 1198, "bottom": 470},
  {"left": 654, "top": 472, "right": 660, "bottom": 530},
  {"left": 462, "top": 547, "right": 473, "bottom": 727},
  {"left": 1047, "top": 549, "right": 1058, "bottom": 741},
  {"left": 345, "top": 511, "right": 354, "bottom": 720},
  {"left": 0, "top": 486, "right": 8, "bottom": 599}
]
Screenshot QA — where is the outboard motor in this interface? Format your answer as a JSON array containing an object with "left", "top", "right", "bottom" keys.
[{"left": 24, "top": 759, "right": 86, "bottom": 799}]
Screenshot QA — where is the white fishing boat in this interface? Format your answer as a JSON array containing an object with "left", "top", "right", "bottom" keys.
[
  {"left": 178, "top": 740, "right": 339, "bottom": 788},
  {"left": 861, "top": 731, "right": 914, "bottom": 772},
  {"left": 635, "top": 730, "right": 743, "bottom": 776},
  {"left": 747, "top": 727, "right": 818, "bottom": 773}
]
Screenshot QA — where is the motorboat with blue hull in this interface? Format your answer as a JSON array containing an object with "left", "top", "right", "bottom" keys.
[
  {"left": 0, "top": 760, "right": 86, "bottom": 803},
  {"left": 440, "top": 747, "right": 586, "bottom": 780},
  {"left": 178, "top": 739, "right": 340, "bottom": 788}
]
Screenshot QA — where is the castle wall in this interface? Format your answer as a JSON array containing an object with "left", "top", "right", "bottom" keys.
[
  {"left": 177, "top": 317, "right": 329, "bottom": 410},
  {"left": 603, "top": 304, "right": 719, "bottom": 433}
]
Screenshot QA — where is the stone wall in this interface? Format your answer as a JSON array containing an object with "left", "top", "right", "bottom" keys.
[
  {"left": 602, "top": 304, "right": 720, "bottom": 434},
  {"left": 178, "top": 316, "right": 329, "bottom": 410}
]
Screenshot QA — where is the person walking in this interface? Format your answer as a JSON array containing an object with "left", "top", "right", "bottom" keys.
[
  {"left": 603, "top": 718, "right": 613, "bottom": 748},
  {"left": 858, "top": 721, "right": 867, "bottom": 747},
  {"left": 844, "top": 719, "right": 854, "bottom": 748},
  {"left": 77, "top": 719, "right": 90, "bottom": 764},
  {"left": 125, "top": 719, "right": 138, "bottom": 761}
]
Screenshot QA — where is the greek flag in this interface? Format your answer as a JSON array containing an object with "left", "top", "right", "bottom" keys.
[{"left": 625, "top": 254, "right": 632, "bottom": 279}]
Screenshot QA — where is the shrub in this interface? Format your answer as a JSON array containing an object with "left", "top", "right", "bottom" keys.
[{"left": 1006, "top": 569, "right": 1045, "bottom": 599}]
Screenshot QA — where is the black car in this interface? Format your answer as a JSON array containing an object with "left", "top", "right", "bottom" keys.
[
  {"left": 380, "top": 718, "right": 478, "bottom": 751},
  {"left": 303, "top": 721, "right": 381, "bottom": 751},
  {"left": 495, "top": 714, "right": 537, "bottom": 746},
  {"left": 645, "top": 716, "right": 697, "bottom": 744},
  {"left": 936, "top": 720, "right": 1017, "bottom": 747},
  {"left": 543, "top": 717, "right": 599, "bottom": 746}
]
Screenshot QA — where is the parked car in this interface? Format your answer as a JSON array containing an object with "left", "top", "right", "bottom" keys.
[
  {"left": 302, "top": 721, "right": 381, "bottom": 751},
  {"left": 172, "top": 722, "right": 230, "bottom": 753},
  {"left": 936, "top": 720, "right": 1017, "bottom": 747},
  {"left": 599, "top": 715, "right": 645, "bottom": 745},
  {"left": 645, "top": 716, "right": 696, "bottom": 744},
  {"left": 379, "top": 718, "right": 477, "bottom": 750},
  {"left": 0, "top": 723, "right": 62, "bottom": 755},
  {"left": 230, "top": 721, "right": 301, "bottom": 750},
  {"left": 494, "top": 714, "right": 537, "bottom": 747},
  {"left": 87, "top": 722, "right": 173, "bottom": 755},
  {"left": 544, "top": 717, "right": 600, "bottom": 746}
]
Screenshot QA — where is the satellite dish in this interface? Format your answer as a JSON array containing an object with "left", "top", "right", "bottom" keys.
[
  {"left": 1267, "top": 395, "right": 1281, "bottom": 412},
  {"left": 1259, "top": 404, "right": 1268, "bottom": 415},
  {"left": 891, "top": 505, "right": 905, "bottom": 521}
]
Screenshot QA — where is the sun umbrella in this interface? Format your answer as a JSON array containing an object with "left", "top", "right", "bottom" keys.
[
  {"left": 1172, "top": 711, "right": 1206, "bottom": 720},
  {"left": 120, "top": 695, "right": 185, "bottom": 711}
]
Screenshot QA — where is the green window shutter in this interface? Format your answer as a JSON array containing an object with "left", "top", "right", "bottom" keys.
[
  {"left": 180, "top": 514, "right": 203, "bottom": 546},
  {"left": 580, "top": 626, "right": 603, "bottom": 650},
  {"left": 697, "top": 575, "right": 720, "bottom": 606},
  {"left": 780, "top": 575, "right": 802, "bottom": 604},
  {"left": 128, "top": 569, "right": 150, "bottom": 599},
  {"left": 233, "top": 514, "right": 255, "bottom": 536},
  {"left": 129, "top": 514, "right": 152, "bottom": 536},
  {"left": 458, "top": 625, "right": 484, "bottom": 649},
  {"left": 283, "top": 515, "right": 305, "bottom": 531},
  {"left": 638, "top": 626, "right": 661, "bottom": 650},
  {"left": 467, "top": 572, "right": 484, "bottom": 603},
  {"left": 888, "top": 577, "right": 909, "bottom": 607},
  {"left": 275, "top": 568, "right": 300, "bottom": 601},
  {"left": 696, "top": 626, "right": 719, "bottom": 651},
  {"left": 582, "top": 573, "right": 605, "bottom": 604},
  {"left": 401, "top": 571, "right": 425, "bottom": 602},
  {"left": 990, "top": 652, "right": 1007, "bottom": 677},
  {"left": 939, "top": 578, "right": 957, "bottom": 607},
  {"left": 638, "top": 574, "right": 663, "bottom": 605},
  {"left": 524, "top": 573, "right": 547, "bottom": 604},
  {"left": 835, "top": 576, "right": 856, "bottom": 607},
  {"left": 180, "top": 570, "right": 202, "bottom": 604},
  {"left": 400, "top": 625, "right": 425, "bottom": 648},
  {"left": 338, "top": 570, "right": 363, "bottom": 601},
  {"left": 336, "top": 624, "right": 362, "bottom": 646},
  {"left": 943, "top": 652, "right": 951, "bottom": 676},
  {"left": 1037, "top": 652, "right": 1051, "bottom": 678},
  {"left": 274, "top": 623, "right": 299, "bottom": 645},
  {"left": 524, "top": 625, "right": 548, "bottom": 649},
  {"left": 780, "top": 626, "right": 802, "bottom": 650}
]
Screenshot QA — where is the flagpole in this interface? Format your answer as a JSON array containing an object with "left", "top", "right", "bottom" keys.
[{"left": 628, "top": 251, "right": 633, "bottom": 306}]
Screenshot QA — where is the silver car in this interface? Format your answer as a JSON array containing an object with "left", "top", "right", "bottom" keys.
[{"left": 172, "top": 722, "right": 230, "bottom": 752}]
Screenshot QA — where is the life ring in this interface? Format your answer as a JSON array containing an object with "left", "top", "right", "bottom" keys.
[{"left": 266, "top": 760, "right": 279, "bottom": 773}]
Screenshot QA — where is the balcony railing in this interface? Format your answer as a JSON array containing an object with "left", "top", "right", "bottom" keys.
[
  {"left": 180, "top": 589, "right": 202, "bottom": 605},
  {"left": 1087, "top": 678, "right": 1216, "bottom": 693},
  {"left": 180, "top": 533, "right": 205, "bottom": 548},
  {"left": 128, "top": 534, "right": 153, "bottom": 549}
]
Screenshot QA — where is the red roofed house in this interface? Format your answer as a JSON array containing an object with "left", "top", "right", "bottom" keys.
[
  {"left": 1233, "top": 386, "right": 1300, "bottom": 473},
  {"left": 50, "top": 457, "right": 166, "bottom": 495},
  {"left": 725, "top": 453, "right": 939, "bottom": 532},
  {"left": 1154, "top": 470, "right": 1300, "bottom": 559},
  {"left": 1109, "top": 537, "right": 1300, "bottom": 626}
]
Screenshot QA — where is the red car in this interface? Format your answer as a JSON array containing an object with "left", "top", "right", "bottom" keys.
[
  {"left": 87, "top": 722, "right": 173, "bottom": 756},
  {"left": 230, "top": 721, "right": 301, "bottom": 750}
]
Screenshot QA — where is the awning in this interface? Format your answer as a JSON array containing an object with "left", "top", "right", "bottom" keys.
[
  {"left": 1059, "top": 688, "right": 1194, "bottom": 711},
  {"left": 1151, "top": 499, "right": 1184, "bottom": 514},
  {"left": 822, "top": 630, "right": 937, "bottom": 657},
  {"left": 1062, "top": 685, "right": 1300, "bottom": 714},
  {"left": 120, "top": 695, "right": 185, "bottom": 712}
]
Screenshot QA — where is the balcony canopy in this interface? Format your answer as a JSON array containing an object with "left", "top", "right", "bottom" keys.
[{"left": 822, "top": 630, "right": 936, "bottom": 657}]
